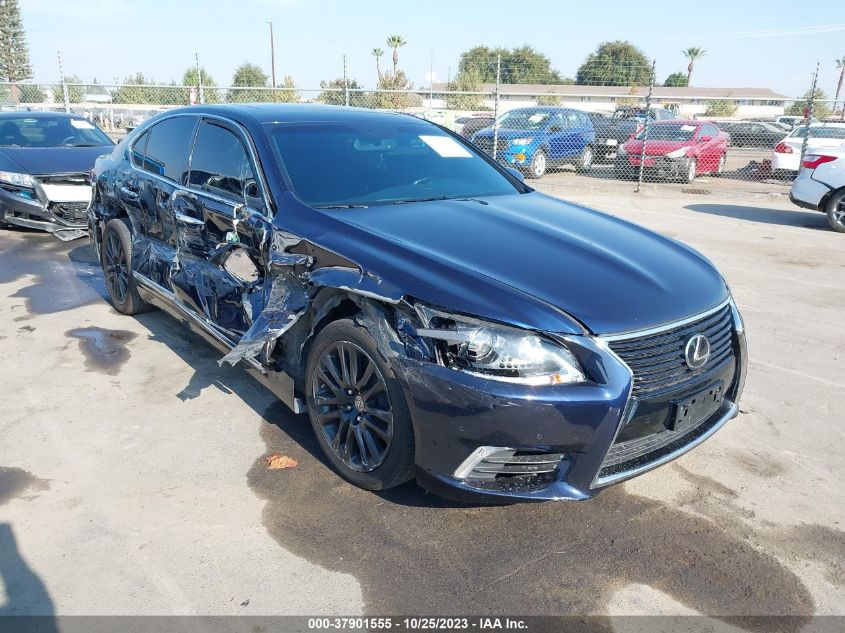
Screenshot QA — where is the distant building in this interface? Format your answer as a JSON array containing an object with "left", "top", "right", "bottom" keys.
[{"left": 429, "top": 83, "right": 789, "bottom": 118}]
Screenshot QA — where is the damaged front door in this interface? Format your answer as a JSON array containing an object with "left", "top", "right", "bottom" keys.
[{"left": 169, "top": 117, "right": 273, "bottom": 341}]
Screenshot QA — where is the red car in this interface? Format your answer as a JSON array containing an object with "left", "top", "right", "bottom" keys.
[{"left": 614, "top": 119, "right": 728, "bottom": 183}]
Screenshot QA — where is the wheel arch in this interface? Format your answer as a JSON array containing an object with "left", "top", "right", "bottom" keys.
[{"left": 818, "top": 184, "right": 845, "bottom": 213}]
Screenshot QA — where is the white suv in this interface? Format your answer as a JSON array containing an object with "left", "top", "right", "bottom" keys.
[{"left": 789, "top": 147, "right": 845, "bottom": 232}]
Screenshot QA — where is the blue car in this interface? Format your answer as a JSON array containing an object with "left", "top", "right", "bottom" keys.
[
  {"left": 89, "top": 105, "right": 746, "bottom": 503},
  {"left": 472, "top": 107, "right": 596, "bottom": 179}
]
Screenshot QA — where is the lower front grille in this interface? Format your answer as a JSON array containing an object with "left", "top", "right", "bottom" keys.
[
  {"left": 48, "top": 201, "right": 88, "bottom": 224},
  {"left": 474, "top": 137, "right": 508, "bottom": 156}
]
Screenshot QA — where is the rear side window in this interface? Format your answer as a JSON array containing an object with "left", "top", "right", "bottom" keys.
[
  {"left": 141, "top": 116, "right": 197, "bottom": 183},
  {"left": 188, "top": 121, "right": 261, "bottom": 208},
  {"left": 130, "top": 129, "right": 149, "bottom": 167}
]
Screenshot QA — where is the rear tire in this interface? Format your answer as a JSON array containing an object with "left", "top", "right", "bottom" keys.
[
  {"left": 305, "top": 319, "right": 415, "bottom": 491},
  {"left": 101, "top": 218, "right": 150, "bottom": 315},
  {"left": 575, "top": 145, "right": 594, "bottom": 173},
  {"left": 825, "top": 190, "right": 845, "bottom": 233},
  {"left": 714, "top": 153, "right": 726, "bottom": 176}
]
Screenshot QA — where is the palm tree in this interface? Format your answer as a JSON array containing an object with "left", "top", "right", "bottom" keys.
[
  {"left": 372, "top": 48, "right": 384, "bottom": 80},
  {"left": 835, "top": 56, "right": 845, "bottom": 120},
  {"left": 682, "top": 47, "right": 706, "bottom": 86},
  {"left": 386, "top": 35, "right": 406, "bottom": 75}
]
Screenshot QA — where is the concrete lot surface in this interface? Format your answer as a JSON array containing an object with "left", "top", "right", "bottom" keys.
[{"left": 0, "top": 188, "right": 843, "bottom": 627}]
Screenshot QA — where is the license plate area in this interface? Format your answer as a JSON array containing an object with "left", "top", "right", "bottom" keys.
[{"left": 669, "top": 382, "right": 724, "bottom": 434}]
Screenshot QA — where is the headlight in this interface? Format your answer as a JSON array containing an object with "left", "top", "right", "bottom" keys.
[
  {"left": 510, "top": 137, "right": 533, "bottom": 146},
  {"left": 665, "top": 148, "right": 688, "bottom": 159},
  {"left": 0, "top": 171, "right": 34, "bottom": 188},
  {"left": 415, "top": 312, "right": 585, "bottom": 386}
]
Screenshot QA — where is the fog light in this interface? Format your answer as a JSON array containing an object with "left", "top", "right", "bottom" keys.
[{"left": 516, "top": 152, "right": 526, "bottom": 162}]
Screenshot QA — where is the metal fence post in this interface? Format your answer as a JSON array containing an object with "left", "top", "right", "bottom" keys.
[
  {"left": 492, "top": 54, "right": 501, "bottom": 160},
  {"left": 799, "top": 63, "right": 819, "bottom": 165},
  {"left": 57, "top": 51, "right": 70, "bottom": 113},
  {"left": 635, "top": 60, "right": 656, "bottom": 194},
  {"left": 343, "top": 55, "right": 349, "bottom": 107}
]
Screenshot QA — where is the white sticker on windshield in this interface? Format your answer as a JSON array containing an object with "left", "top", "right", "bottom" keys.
[
  {"left": 70, "top": 119, "right": 95, "bottom": 129},
  {"left": 419, "top": 135, "right": 472, "bottom": 158},
  {"left": 681, "top": 125, "right": 696, "bottom": 131}
]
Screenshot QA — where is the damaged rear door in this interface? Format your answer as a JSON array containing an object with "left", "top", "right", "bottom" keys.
[{"left": 169, "top": 116, "right": 274, "bottom": 343}]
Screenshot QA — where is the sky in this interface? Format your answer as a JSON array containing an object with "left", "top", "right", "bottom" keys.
[{"left": 18, "top": 0, "right": 845, "bottom": 99}]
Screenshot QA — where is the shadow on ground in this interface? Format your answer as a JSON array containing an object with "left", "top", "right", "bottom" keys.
[{"left": 685, "top": 204, "right": 830, "bottom": 230}]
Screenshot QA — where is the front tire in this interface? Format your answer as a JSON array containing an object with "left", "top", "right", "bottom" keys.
[
  {"left": 681, "top": 158, "right": 698, "bottom": 184},
  {"left": 305, "top": 319, "right": 415, "bottom": 491},
  {"left": 825, "top": 189, "right": 845, "bottom": 233},
  {"left": 526, "top": 149, "right": 547, "bottom": 179},
  {"left": 101, "top": 218, "right": 150, "bottom": 315}
]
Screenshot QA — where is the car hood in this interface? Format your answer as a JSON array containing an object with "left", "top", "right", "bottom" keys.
[
  {"left": 0, "top": 146, "right": 113, "bottom": 175},
  {"left": 317, "top": 192, "right": 728, "bottom": 335},
  {"left": 474, "top": 128, "right": 542, "bottom": 140},
  {"left": 624, "top": 139, "right": 691, "bottom": 156}
]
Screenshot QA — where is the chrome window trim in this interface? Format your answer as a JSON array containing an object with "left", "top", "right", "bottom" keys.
[
  {"left": 597, "top": 297, "right": 732, "bottom": 343},
  {"left": 127, "top": 111, "right": 274, "bottom": 219}
]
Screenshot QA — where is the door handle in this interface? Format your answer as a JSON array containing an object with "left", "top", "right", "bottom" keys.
[
  {"left": 175, "top": 211, "right": 205, "bottom": 226},
  {"left": 119, "top": 186, "right": 138, "bottom": 201}
]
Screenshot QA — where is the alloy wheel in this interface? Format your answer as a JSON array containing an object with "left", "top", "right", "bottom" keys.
[
  {"left": 104, "top": 231, "right": 129, "bottom": 305},
  {"left": 828, "top": 195, "right": 845, "bottom": 232},
  {"left": 582, "top": 147, "right": 593, "bottom": 169},
  {"left": 311, "top": 341, "right": 394, "bottom": 472},
  {"left": 533, "top": 152, "right": 547, "bottom": 177}
]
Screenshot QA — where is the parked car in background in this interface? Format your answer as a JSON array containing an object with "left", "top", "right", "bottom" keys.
[
  {"left": 615, "top": 120, "right": 729, "bottom": 183},
  {"left": 473, "top": 107, "right": 595, "bottom": 178},
  {"left": 459, "top": 115, "right": 495, "bottom": 140},
  {"left": 789, "top": 147, "right": 845, "bottom": 232},
  {"left": 775, "top": 115, "right": 817, "bottom": 130},
  {"left": 592, "top": 107, "right": 677, "bottom": 162},
  {"left": 0, "top": 111, "right": 114, "bottom": 240},
  {"left": 771, "top": 123, "right": 845, "bottom": 178},
  {"left": 89, "top": 104, "right": 746, "bottom": 502},
  {"left": 716, "top": 121, "right": 785, "bottom": 148}
]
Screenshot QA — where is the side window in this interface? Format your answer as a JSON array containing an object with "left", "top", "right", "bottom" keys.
[
  {"left": 188, "top": 121, "right": 263, "bottom": 209},
  {"left": 130, "top": 129, "right": 149, "bottom": 167},
  {"left": 142, "top": 116, "right": 197, "bottom": 183}
]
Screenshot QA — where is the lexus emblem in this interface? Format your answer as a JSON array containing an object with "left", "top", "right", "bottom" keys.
[{"left": 684, "top": 334, "right": 710, "bottom": 369}]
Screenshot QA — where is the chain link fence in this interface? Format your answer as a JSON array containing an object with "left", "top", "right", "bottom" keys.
[{"left": 2, "top": 60, "right": 843, "bottom": 197}]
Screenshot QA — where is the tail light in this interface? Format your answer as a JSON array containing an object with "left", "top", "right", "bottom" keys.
[
  {"left": 802, "top": 154, "right": 837, "bottom": 169},
  {"left": 774, "top": 142, "right": 793, "bottom": 154}
]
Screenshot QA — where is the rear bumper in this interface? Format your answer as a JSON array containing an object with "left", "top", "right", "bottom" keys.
[
  {"left": 789, "top": 171, "right": 833, "bottom": 211},
  {"left": 0, "top": 186, "right": 89, "bottom": 239}
]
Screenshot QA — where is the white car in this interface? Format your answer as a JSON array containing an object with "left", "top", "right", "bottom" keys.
[
  {"left": 771, "top": 123, "right": 845, "bottom": 177},
  {"left": 789, "top": 147, "right": 845, "bottom": 232}
]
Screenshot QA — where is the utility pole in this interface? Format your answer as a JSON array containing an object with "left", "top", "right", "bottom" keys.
[
  {"left": 636, "top": 60, "right": 657, "bottom": 194},
  {"left": 195, "top": 52, "right": 204, "bottom": 104},
  {"left": 492, "top": 54, "right": 501, "bottom": 159},
  {"left": 343, "top": 54, "right": 349, "bottom": 106},
  {"left": 57, "top": 50, "right": 70, "bottom": 113},
  {"left": 267, "top": 21, "right": 276, "bottom": 88},
  {"left": 800, "top": 63, "right": 819, "bottom": 163}
]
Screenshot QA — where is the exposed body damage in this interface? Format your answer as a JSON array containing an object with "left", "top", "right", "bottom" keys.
[{"left": 89, "top": 104, "right": 746, "bottom": 502}]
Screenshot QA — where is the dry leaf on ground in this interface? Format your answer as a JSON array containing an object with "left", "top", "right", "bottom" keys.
[{"left": 265, "top": 454, "right": 298, "bottom": 470}]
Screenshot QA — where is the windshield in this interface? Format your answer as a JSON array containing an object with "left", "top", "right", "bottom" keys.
[
  {"left": 637, "top": 123, "right": 698, "bottom": 142},
  {"left": 790, "top": 126, "right": 845, "bottom": 140},
  {"left": 0, "top": 116, "right": 113, "bottom": 148},
  {"left": 269, "top": 121, "right": 521, "bottom": 208},
  {"left": 496, "top": 110, "right": 553, "bottom": 130}
]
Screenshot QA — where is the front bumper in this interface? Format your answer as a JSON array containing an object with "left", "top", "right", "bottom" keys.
[
  {"left": 398, "top": 303, "right": 747, "bottom": 503},
  {"left": 0, "top": 185, "right": 89, "bottom": 240},
  {"left": 617, "top": 154, "right": 688, "bottom": 180}
]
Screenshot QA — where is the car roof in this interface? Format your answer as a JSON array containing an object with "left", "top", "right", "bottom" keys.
[
  {"left": 0, "top": 110, "right": 88, "bottom": 120},
  {"left": 162, "top": 103, "right": 429, "bottom": 126},
  {"left": 650, "top": 119, "right": 701, "bottom": 125}
]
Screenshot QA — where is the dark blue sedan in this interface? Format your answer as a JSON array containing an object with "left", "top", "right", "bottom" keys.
[
  {"left": 0, "top": 111, "right": 114, "bottom": 240},
  {"left": 88, "top": 104, "right": 747, "bottom": 502}
]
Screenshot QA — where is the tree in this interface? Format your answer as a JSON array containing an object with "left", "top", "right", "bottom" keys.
[
  {"left": 375, "top": 70, "right": 418, "bottom": 109},
  {"left": 273, "top": 74, "right": 299, "bottom": 103},
  {"left": 182, "top": 66, "right": 220, "bottom": 103},
  {"left": 386, "top": 35, "right": 406, "bottom": 75},
  {"left": 785, "top": 88, "right": 832, "bottom": 119},
  {"left": 704, "top": 99, "right": 737, "bottom": 117},
  {"left": 682, "top": 47, "right": 706, "bottom": 86},
  {"left": 575, "top": 40, "right": 651, "bottom": 86},
  {"left": 0, "top": 0, "right": 31, "bottom": 82},
  {"left": 371, "top": 48, "right": 384, "bottom": 80},
  {"left": 18, "top": 82, "right": 43, "bottom": 102},
  {"left": 317, "top": 77, "right": 366, "bottom": 106},
  {"left": 229, "top": 63, "right": 268, "bottom": 102},
  {"left": 457, "top": 45, "right": 569, "bottom": 85},
  {"left": 664, "top": 72, "right": 688, "bottom": 88},
  {"left": 834, "top": 57, "right": 844, "bottom": 117},
  {"left": 112, "top": 73, "right": 180, "bottom": 105},
  {"left": 444, "top": 66, "right": 485, "bottom": 110}
]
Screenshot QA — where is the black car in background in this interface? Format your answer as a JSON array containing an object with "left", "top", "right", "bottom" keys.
[
  {"left": 591, "top": 107, "right": 677, "bottom": 162},
  {"left": 0, "top": 112, "right": 114, "bottom": 240},
  {"left": 716, "top": 121, "right": 785, "bottom": 148},
  {"left": 458, "top": 115, "right": 495, "bottom": 139}
]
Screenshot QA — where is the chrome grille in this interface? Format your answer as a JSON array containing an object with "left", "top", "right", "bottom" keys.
[{"left": 607, "top": 303, "right": 734, "bottom": 396}]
